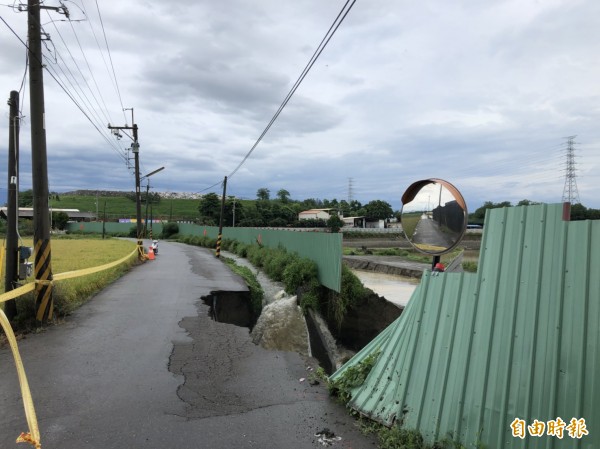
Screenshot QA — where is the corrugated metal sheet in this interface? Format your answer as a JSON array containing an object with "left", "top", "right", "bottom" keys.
[
  {"left": 223, "top": 227, "right": 342, "bottom": 292},
  {"left": 330, "top": 204, "right": 599, "bottom": 448},
  {"left": 68, "top": 222, "right": 343, "bottom": 291}
]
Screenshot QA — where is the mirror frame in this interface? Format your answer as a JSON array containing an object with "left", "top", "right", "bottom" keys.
[{"left": 400, "top": 178, "right": 468, "bottom": 256}]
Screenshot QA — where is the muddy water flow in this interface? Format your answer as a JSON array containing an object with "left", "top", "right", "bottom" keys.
[{"left": 351, "top": 269, "right": 419, "bottom": 307}]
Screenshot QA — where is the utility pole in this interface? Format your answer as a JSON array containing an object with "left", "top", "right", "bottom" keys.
[
  {"left": 232, "top": 197, "right": 236, "bottom": 227},
  {"left": 102, "top": 200, "right": 107, "bottom": 240},
  {"left": 215, "top": 176, "right": 227, "bottom": 258},
  {"left": 28, "top": 0, "right": 54, "bottom": 322},
  {"left": 144, "top": 182, "right": 150, "bottom": 238},
  {"left": 5, "top": 90, "right": 20, "bottom": 321},
  {"left": 108, "top": 121, "right": 142, "bottom": 249},
  {"left": 140, "top": 166, "right": 164, "bottom": 241}
]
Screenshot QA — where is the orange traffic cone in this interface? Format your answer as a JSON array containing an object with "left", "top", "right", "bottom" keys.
[{"left": 148, "top": 245, "right": 155, "bottom": 260}]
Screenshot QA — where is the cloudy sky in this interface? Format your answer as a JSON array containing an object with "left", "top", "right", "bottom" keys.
[{"left": 1, "top": 0, "right": 599, "bottom": 212}]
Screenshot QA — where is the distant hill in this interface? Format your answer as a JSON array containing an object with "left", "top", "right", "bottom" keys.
[
  {"left": 54, "top": 191, "right": 200, "bottom": 221},
  {"left": 62, "top": 189, "right": 204, "bottom": 200}
]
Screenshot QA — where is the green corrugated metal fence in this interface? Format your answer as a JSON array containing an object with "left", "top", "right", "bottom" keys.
[
  {"left": 66, "top": 222, "right": 342, "bottom": 292},
  {"left": 331, "top": 203, "right": 599, "bottom": 448}
]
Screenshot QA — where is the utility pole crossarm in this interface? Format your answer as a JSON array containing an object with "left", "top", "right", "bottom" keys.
[{"left": 107, "top": 122, "right": 142, "bottom": 244}]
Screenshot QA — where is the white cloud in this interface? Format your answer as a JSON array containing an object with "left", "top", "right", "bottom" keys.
[{"left": 0, "top": 0, "right": 598, "bottom": 210}]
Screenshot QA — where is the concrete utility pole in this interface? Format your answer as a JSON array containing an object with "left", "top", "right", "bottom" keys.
[
  {"left": 108, "top": 122, "right": 142, "bottom": 244},
  {"left": 215, "top": 176, "right": 227, "bottom": 258},
  {"left": 144, "top": 182, "right": 150, "bottom": 238},
  {"left": 140, "top": 166, "right": 165, "bottom": 240},
  {"left": 5, "top": 90, "right": 20, "bottom": 321},
  {"left": 28, "top": 0, "right": 54, "bottom": 322},
  {"left": 232, "top": 197, "right": 236, "bottom": 227}
]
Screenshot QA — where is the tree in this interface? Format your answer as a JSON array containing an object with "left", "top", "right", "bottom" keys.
[
  {"left": 327, "top": 214, "right": 344, "bottom": 233},
  {"left": 19, "top": 189, "right": 34, "bottom": 207},
  {"left": 364, "top": 200, "right": 393, "bottom": 220},
  {"left": 51, "top": 211, "right": 69, "bottom": 230},
  {"left": 470, "top": 201, "right": 512, "bottom": 221},
  {"left": 517, "top": 199, "right": 539, "bottom": 206},
  {"left": 338, "top": 200, "right": 351, "bottom": 217},
  {"left": 349, "top": 200, "right": 362, "bottom": 213},
  {"left": 300, "top": 198, "right": 322, "bottom": 209},
  {"left": 276, "top": 189, "right": 290, "bottom": 203},
  {"left": 198, "top": 192, "right": 221, "bottom": 224},
  {"left": 570, "top": 203, "right": 600, "bottom": 221},
  {"left": 161, "top": 222, "right": 179, "bottom": 239},
  {"left": 256, "top": 188, "right": 270, "bottom": 201}
]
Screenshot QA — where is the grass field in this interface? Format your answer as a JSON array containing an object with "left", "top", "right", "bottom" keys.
[
  {"left": 1, "top": 236, "right": 138, "bottom": 328},
  {"left": 54, "top": 194, "right": 201, "bottom": 221}
]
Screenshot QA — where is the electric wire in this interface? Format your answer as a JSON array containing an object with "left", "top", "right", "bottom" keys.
[
  {"left": 1, "top": 10, "right": 129, "bottom": 162},
  {"left": 93, "top": 0, "right": 127, "bottom": 124},
  {"left": 196, "top": 0, "right": 356, "bottom": 195},
  {"left": 226, "top": 0, "right": 357, "bottom": 181},
  {"left": 79, "top": 0, "right": 126, "bottom": 124},
  {"left": 66, "top": 16, "right": 113, "bottom": 125},
  {"left": 38, "top": 37, "right": 128, "bottom": 160}
]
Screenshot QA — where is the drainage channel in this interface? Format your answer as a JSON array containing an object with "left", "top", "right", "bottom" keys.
[{"left": 203, "top": 290, "right": 351, "bottom": 375}]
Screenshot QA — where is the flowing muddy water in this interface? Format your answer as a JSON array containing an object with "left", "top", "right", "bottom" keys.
[{"left": 351, "top": 269, "right": 420, "bottom": 307}]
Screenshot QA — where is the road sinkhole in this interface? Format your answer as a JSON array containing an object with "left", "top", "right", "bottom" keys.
[{"left": 202, "top": 291, "right": 257, "bottom": 329}]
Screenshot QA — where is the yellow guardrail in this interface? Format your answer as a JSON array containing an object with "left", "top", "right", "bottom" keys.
[{"left": 0, "top": 244, "right": 140, "bottom": 448}]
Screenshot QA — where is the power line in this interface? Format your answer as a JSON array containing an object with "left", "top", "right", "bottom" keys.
[
  {"left": 2, "top": 7, "right": 131, "bottom": 163},
  {"left": 93, "top": 0, "right": 127, "bottom": 124},
  {"left": 226, "top": 0, "right": 357, "bottom": 180}
]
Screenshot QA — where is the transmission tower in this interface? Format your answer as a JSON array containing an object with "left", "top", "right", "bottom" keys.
[
  {"left": 561, "top": 136, "right": 580, "bottom": 205},
  {"left": 347, "top": 177, "right": 355, "bottom": 203}
]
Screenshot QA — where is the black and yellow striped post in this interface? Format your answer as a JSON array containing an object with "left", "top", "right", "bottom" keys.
[
  {"left": 29, "top": 0, "right": 55, "bottom": 324},
  {"left": 34, "top": 238, "right": 53, "bottom": 322},
  {"left": 215, "top": 176, "right": 227, "bottom": 258},
  {"left": 215, "top": 234, "right": 222, "bottom": 257}
]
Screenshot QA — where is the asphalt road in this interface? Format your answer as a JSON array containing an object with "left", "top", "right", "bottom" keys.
[{"left": 0, "top": 241, "right": 377, "bottom": 449}]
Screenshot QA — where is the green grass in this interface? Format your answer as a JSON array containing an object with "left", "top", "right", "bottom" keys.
[
  {"left": 400, "top": 212, "right": 421, "bottom": 238},
  {"left": 1, "top": 237, "right": 138, "bottom": 330},
  {"left": 222, "top": 257, "right": 264, "bottom": 316},
  {"left": 51, "top": 194, "right": 200, "bottom": 221}
]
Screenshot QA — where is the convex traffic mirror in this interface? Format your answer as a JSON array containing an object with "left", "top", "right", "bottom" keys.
[{"left": 400, "top": 179, "right": 467, "bottom": 255}]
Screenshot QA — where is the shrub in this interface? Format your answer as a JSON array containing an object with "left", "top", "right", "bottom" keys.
[
  {"left": 283, "top": 258, "right": 318, "bottom": 294},
  {"left": 235, "top": 243, "right": 248, "bottom": 258},
  {"left": 298, "top": 281, "right": 322, "bottom": 312},
  {"left": 52, "top": 211, "right": 70, "bottom": 230},
  {"left": 329, "top": 350, "right": 380, "bottom": 404},
  {"left": 263, "top": 247, "right": 289, "bottom": 282},
  {"left": 328, "top": 265, "right": 368, "bottom": 330},
  {"left": 246, "top": 244, "right": 264, "bottom": 267},
  {"left": 462, "top": 261, "right": 478, "bottom": 272},
  {"left": 128, "top": 226, "right": 137, "bottom": 238},
  {"left": 161, "top": 222, "right": 179, "bottom": 239}
]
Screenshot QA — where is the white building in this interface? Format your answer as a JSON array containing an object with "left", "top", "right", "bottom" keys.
[{"left": 298, "top": 208, "right": 334, "bottom": 221}]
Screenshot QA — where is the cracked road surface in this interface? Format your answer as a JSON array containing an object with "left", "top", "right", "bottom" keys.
[{"left": 0, "top": 241, "right": 378, "bottom": 449}]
